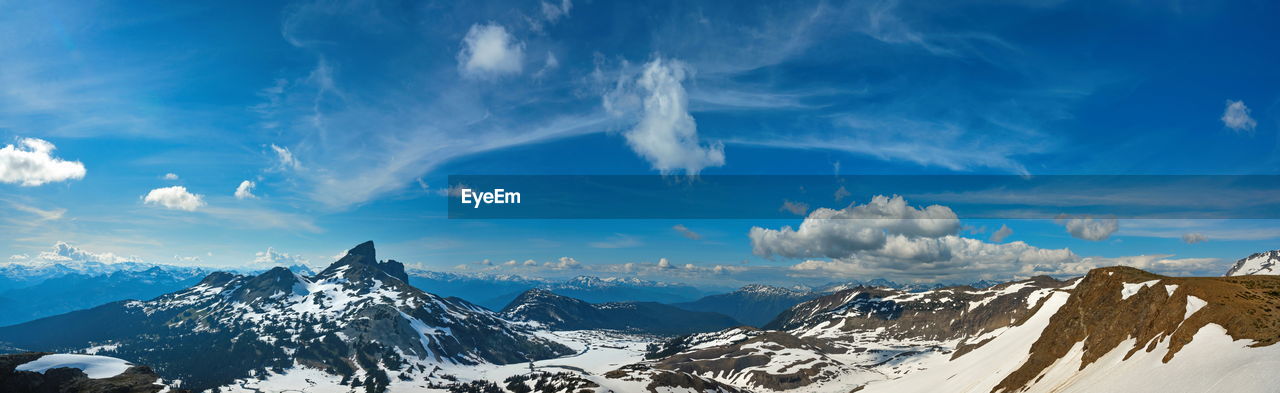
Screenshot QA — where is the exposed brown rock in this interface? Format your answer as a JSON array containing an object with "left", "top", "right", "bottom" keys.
[{"left": 993, "top": 266, "right": 1280, "bottom": 393}]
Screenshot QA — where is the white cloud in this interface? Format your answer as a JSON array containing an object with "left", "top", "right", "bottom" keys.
[
  {"left": 29, "top": 242, "right": 142, "bottom": 265},
  {"left": 247, "top": 247, "right": 310, "bottom": 270},
  {"left": 657, "top": 257, "right": 673, "bottom": 269},
  {"left": 672, "top": 224, "right": 702, "bottom": 240},
  {"left": 834, "top": 185, "right": 851, "bottom": 202},
  {"left": 143, "top": 186, "right": 206, "bottom": 211},
  {"left": 1221, "top": 100, "right": 1257, "bottom": 133},
  {"left": 990, "top": 224, "right": 1013, "bottom": 242},
  {"left": 270, "top": 144, "right": 301, "bottom": 170},
  {"left": 534, "top": 51, "right": 559, "bottom": 78},
  {"left": 540, "top": 0, "right": 572, "bottom": 22},
  {"left": 9, "top": 202, "right": 66, "bottom": 222},
  {"left": 1058, "top": 216, "right": 1118, "bottom": 241},
  {"left": 750, "top": 195, "right": 961, "bottom": 259},
  {"left": 1181, "top": 232, "right": 1208, "bottom": 244},
  {"left": 544, "top": 256, "right": 581, "bottom": 270},
  {"left": 458, "top": 23, "right": 524, "bottom": 78},
  {"left": 0, "top": 137, "right": 86, "bottom": 186},
  {"left": 235, "top": 180, "right": 257, "bottom": 200},
  {"left": 788, "top": 237, "right": 1079, "bottom": 281},
  {"left": 779, "top": 200, "right": 809, "bottom": 216},
  {"left": 610, "top": 58, "right": 725, "bottom": 175},
  {"left": 163, "top": 173, "right": 179, "bottom": 180}
]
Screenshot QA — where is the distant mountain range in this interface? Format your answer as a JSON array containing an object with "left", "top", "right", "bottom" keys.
[
  {"left": 409, "top": 271, "right": 713, "bottom": 310},
  {"left": 500, "top": 288, "right": 741, "bottom": 335},
  {"left": 671, "top": 284, "right": 819, "bottom": 327}
]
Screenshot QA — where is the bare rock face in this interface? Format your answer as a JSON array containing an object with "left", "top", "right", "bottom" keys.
[
  {"left": 0, "top": 352, "right": 187, "bottom": 393},
  {"left": 993, "top": 266, "right": 1280, "bottom": 393}
]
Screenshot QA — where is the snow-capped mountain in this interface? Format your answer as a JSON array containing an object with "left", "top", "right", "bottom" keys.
[
  {"left": 615, "top": 266, "right": 1280, "bottom": 393},
  {"left": 622, "top": 277, "right": 1074, "bottom": 392},
  {"left": 672, "top": 285, "right": 819, "bottom": 327},
  {"left": 500, "top": 288, "right": 741, "bottom": 335},
  {"left": 1225, "top": 249, "right": 1280, "bottom": 276},
  {"left": 0, "top": 241, "right": 572, "bottom": 392}
]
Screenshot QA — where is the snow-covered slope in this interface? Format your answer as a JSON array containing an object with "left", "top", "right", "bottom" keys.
[
  {"left": 863, "top": 267, "right": 1280, "bottom": 393},
  {"left": 1225, "top": 249, "right": 1280, "bottom": 276}
]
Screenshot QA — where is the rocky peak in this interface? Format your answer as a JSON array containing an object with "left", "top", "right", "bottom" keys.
[
  {"left": 318, "top": 241, "right": 410, "bottom": 284},
  {"left": 231, "top": 266, "right": 303, "bottom": 302}
]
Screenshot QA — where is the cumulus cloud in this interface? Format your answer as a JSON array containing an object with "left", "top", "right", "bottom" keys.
[
  {"left": 750, "top": 195, "right": 960, "bottom": 259},
  {"left": 672, "top": 224, "right": 702, "bottom": 240},
  {"left": 1221, "top": 100, "right": 1257, "bottom": 132},
  {"left": 458, "top": 23, "right": 524, "bottom": 78},
  {"left": 610, "top": 59, "right": 725, "bottom": 175},
  {"left": 545, "top": 256, "right": 581, "bottom": 270},
  {"left": 1181, "top": 232, "right": 1208, "bottom": 244},
  {"left": 0, "top": 137, "right": 86, "bottom": 186},
  {"left": 788, "top": 237, "right": 1078, "bottom": 280},
  {"left": 1058, "top": 216, "right": 1119, "bottom": 241},
  {"left": 25, "top": 242, "right": 142, "bottom": 265},
  {"left": 143, "top": 186, "right": 206, "bottom": 211},
  {"left": 990, "top": 224, "right": 1013, "bottom": 243},
  {"left": 657, "top": 257, "right": 673, "bottom": 269},
  {"left": 270, "top": 144, "right": 301, "bottom": 170},
  {"left": 235, "top": 180, "right": 257, "bottom": 199},
  {"left": 248, "top": 247, "right": 310, "bottom": 269},
  {"left": 163, "top": 173, "right": 179, "bottom": 180}
]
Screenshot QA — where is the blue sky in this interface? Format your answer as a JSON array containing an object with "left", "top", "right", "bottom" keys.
[{"left": 2, "top": 0, "right": 1279, "bottom": 287}]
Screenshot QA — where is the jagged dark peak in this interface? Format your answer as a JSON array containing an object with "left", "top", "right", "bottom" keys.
[
  {"left": 380, "top": 259, "right": 409, "bottom": 283},
  {"left": 319, "top": 241, "right": 410, "bottom": 284},
  {"left": 347, "top": 240, "right": 376, "bottom": 260}
]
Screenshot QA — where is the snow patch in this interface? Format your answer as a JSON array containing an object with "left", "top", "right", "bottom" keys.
[
  {"left": 16, "top": 354, "right": 132, "bottom": 379},
  {"left": 1184, "top": 295, "right": 1208, "bottom": 321},
  {"left": 1120, "top": 280, "right": 1159, "bottom": 300}
]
